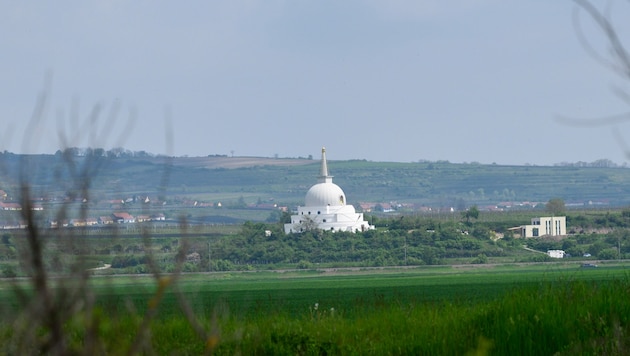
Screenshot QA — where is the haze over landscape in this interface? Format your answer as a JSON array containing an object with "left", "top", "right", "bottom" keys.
[{"left": 2, "top": 1, "right": 630, "bottom": 165}]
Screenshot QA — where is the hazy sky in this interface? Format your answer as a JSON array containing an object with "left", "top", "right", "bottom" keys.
[{"left": 2, "top": 1, "right": 630, "bottom": 165}]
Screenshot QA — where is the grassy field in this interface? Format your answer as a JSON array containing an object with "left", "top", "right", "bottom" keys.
[
  {"left": 2, "top": 262, "right": 629, "bottom": 354},
  {"left": 89, "top": 262, "right": 628, "bottom": 316}
]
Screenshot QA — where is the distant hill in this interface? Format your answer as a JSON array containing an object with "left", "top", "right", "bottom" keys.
[
  {"left": 1, "top": 152, "right": 630, "bottom": 211},
  {"left": 138, "top": 155, "right": 315, "bottom": 169}
]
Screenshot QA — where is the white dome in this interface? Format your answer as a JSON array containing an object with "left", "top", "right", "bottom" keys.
[{"left": 305, "top": 182, "right": 346, "bottom": 207}]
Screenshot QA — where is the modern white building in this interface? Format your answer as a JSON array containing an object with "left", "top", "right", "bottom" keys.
[
  {"left": 519, "top": 216, "right": 566, "bottom": 238},
  {"left": 284, "top": 147, "right": 374, "bottom": 234}
]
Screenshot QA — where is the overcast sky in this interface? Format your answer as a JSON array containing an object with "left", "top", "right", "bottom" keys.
[{"left": 2, "top": 1, "right": 630, "bottom": 165}]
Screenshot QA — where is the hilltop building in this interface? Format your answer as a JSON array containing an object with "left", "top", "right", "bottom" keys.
[
  {"left": 516, "top": 216, "right": 567, "bottom": 238},
  {"left": 284, "top": 147, "right": 374, "bottom": 234}
]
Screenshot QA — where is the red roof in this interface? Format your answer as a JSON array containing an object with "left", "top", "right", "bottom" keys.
[{"left": 113, "top": 212, "right": 134, "bottom": 220}]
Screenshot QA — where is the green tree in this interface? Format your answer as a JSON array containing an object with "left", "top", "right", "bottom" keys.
[
  {"left": 462, "top": 205, "right": 480, "bottom": 225},
  {"left": 234, "top": 196, "right": 247, "bottom": 208},
  {"left": 545, "top": 198, "right": 565, "bottom": 215}
]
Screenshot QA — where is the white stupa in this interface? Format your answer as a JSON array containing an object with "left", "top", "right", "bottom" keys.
[{"left": 284, "top": 147, "right": 374, "bottom": 234}]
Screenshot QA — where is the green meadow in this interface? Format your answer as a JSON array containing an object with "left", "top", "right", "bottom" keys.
[
  {"left": 88, "top": 263, "right": 627, "bottom": 317},
  {"left": 2, "top": 263, "right": 629, "bottom": 354}
]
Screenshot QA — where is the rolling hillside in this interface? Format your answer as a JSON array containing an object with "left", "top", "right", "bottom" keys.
[{"left": 1, "top": 152, "right": 630, "bottom": 212}]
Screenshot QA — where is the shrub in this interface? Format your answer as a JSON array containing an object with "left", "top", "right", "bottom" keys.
[
  {"left": 1, "top": 264, "right": 17, "bottom": 278},
  {"left": 471, "top": 253, "right": 488, "bottom": 264},
  {"left": 297, "top": 260, "right": 313, "bottom": 269},
  {"left": 214, "top": 259, "right": 235, "bottom": 271},
  {"left": 598, "top": 248, "right": 619, "bottom": 260}
]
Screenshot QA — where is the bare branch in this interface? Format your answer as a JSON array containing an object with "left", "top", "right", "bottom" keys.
[
  {"left": 573, "top": 0, "right": 630, "bottom": 78},
  {"left": 556, "top": 111, "right": 630, "bottom": 126}
]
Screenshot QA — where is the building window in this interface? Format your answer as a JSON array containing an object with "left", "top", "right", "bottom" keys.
[{"left": 533, "top": 228, "right": 539, "bottom": 237}]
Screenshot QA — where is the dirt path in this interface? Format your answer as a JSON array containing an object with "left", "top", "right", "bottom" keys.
[
  {"left": 87, "top": 264, "right": 111, "bottom": 271},
  {"left": 522, "top": 245, "right": 548, "bottom": 254}
]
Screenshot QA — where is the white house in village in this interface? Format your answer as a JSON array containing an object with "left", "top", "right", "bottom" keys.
[
  {"left": 284, "top": 147, "right": 374, "bottom": 234},
  {"left": 518, "top": 216, "right": 567, "bottom": 238}
]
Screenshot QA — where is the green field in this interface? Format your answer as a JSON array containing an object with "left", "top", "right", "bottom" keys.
[
  {"left": 85, "top": 262, "right": 629, "bottom": 318},
  {"left": 2, "top": 262, "right": 629, "bottom": 354}
]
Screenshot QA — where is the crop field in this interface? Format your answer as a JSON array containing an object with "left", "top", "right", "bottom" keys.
[
  {"left": 0, "top": 263, "right": 630, "bottom": 354},
  {"left": 2, "top": 262, "right": 627, "bottom": 317},
  {"left": 74, "top": 262, "right": 626, "bottom": 318},
  {"left": 2, "top": 262, "right": 630, "bottom": 354}
]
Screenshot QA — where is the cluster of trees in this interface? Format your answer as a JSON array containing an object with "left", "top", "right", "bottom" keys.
[
  {"left": 197, "top": 204, "right": 630, "bottom": 270},
  {"left": 554, "top": 159, "right": 626, "bottom": 168},
  {"left": 54, "top": 147, "right": 160, "bottom": 159},
  {"left": 199, "top": 219, "right": 507, "bottom": 270},
  {"left": 567, "top": 210, "right": 630, "bottom": 232},
  {"left": 110, "top": 255, "right": 149, "bottom": 268}
]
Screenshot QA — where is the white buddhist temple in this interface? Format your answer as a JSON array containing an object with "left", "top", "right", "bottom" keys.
[{"left": 284, "top": 147, "right": 374, "bottom": 234}]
